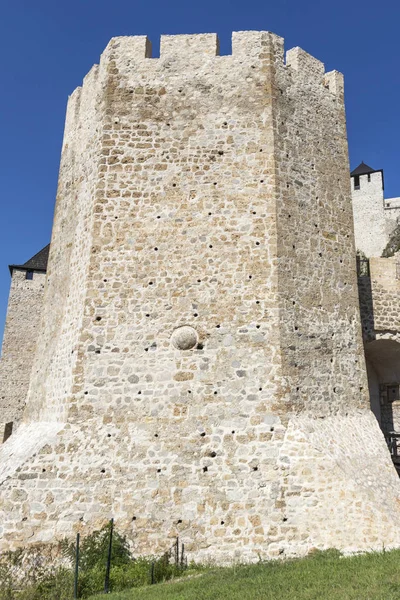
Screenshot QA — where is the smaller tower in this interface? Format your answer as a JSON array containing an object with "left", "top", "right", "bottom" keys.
[
  {"left": 351, "top": 162, "right": 400, "bottom": 257},
  {"left": 351, "top": 162, "right": 386, "bottom": 257},
  {"left": 0, "top": 245, "right": 49, "bottom": 439}
]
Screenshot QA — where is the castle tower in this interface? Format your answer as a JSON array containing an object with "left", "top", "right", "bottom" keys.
[
  {"left": 0, "top": 245, "right": 49, "bottom": 439},
  {"left": 351, "top": 162, "right": 400, "bottom": 257},
  {"left": 1, "top": 32, "right": 400, "bottom": 561},
  {"left": 351, "top": 162, "right": 387, "bottom": 257}
]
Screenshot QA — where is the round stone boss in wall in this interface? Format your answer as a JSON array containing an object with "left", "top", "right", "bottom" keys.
[{"left": 171, "top": 326, "right": 199, "bottom": 350}]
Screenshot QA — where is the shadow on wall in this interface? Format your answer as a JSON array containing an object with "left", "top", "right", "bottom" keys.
[{"left": 357, "top": 258, "right": 374, "bottom": 343}]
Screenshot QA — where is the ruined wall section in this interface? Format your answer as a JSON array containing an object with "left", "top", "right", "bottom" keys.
[
  {"left": 0, "top": 270, "right": 46, "bottom": 426},
  {"left": 24, "top": 67, "right": 104, "bottom": 423}
]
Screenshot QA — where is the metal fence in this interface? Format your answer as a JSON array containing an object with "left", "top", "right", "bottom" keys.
[
  {"left": 356, "top": 256, "right": 370, "bottom": 278},
  {"left": 150, "top": 536, "right": 187, "bottom": 586},
  {"left": 385, "top": 432, "right": 400, "bottom": 459},
  {"left": 73, "top": 519, "right": 187, "bottom": 598}
]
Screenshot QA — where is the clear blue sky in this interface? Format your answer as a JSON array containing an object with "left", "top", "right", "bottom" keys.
[{"left": 0, "top": 0, "right": 399, "bottom": 343}]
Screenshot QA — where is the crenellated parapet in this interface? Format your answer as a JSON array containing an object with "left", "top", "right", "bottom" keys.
[{"left": 63, "top": 32, "right": 343, "bottom": 112}]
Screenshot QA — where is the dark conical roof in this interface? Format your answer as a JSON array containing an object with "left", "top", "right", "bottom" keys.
[
  {"left": 350, "top": 162, "right": 384, "bottom": 189},
  {"left": 350, "top": 162, "right": 376, "bottom": 176},
  {"left": 9, "top": 244, "right": 50, "bottom": 275}
]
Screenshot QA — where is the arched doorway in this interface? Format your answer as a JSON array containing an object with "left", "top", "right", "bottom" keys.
[{"left": 365, "top": 339, "right": 400, "bottom": 434}]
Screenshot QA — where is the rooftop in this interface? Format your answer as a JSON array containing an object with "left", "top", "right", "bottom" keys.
[
  {"left": 9, "top": 244, "right": 50, "bottom": 275},
  {"left": 351, "top": 162, "right": 384, "bottom": 189}
]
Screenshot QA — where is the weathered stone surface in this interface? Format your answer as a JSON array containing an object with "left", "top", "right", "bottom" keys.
[
  {"left": 0, "top": 31, "right": 400, "bottom": 562},
  {"left": 0, "top": 269, "right": 46, "bottom": 427},
  {"left": 358, "top": 256, "right": 400, "bottom": 432}
]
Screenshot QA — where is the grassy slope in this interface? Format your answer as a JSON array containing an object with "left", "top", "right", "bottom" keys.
[{"left": 88, "top": 549, "right": 400, "bottom": 600}]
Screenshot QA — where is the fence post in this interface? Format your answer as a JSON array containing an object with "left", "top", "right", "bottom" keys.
[
  {"left": 104, "top": 518, "right": 114, "bottom": 594},
  {"left": 74, "top": 532, "right": 80, "bottom": 599},
  {"left": 181, "top": 543, "right": 185, "bottom": 568},
  {"left": 175, "top": 536, "right": 179, "bottom": 567},
  {"left": 151, "top": 561, "right": 155, "bottom": 584}
]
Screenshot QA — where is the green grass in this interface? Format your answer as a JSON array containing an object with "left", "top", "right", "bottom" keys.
[{"left": 87, "top": 549, "right": 400, "bottom": 600}]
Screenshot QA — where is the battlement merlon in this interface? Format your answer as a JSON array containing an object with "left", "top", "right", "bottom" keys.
[
  {"left": 286, "top": 47, "right": 344, "bottom": 95},
  {"left": 62, "top": 87, "right": 81, "bottom": 151},
  {"left": 324, "top": 70, "right": 344, "bottom": 97},
  {"left": 286, "top": 47, "right": 324, "bottom": 78},
  {"left": 62, "top": 64, "right": 100, "bottom": 152}
]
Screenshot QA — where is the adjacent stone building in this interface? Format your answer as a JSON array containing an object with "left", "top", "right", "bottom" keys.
[
  {"left": 351, "top": 162, "right": 400, "bottom": 258},
  {"left": 0, "top": 246, "right": 49, "bottom": 439},
  {"left": 1, "top": 32, "right": 400, "bottom": 562},
  {"left": 351, "top": 164, "right": 400, "bottom": 462},
  {"left": 358, "top": 257, "right": 400, "bottom": 431}
]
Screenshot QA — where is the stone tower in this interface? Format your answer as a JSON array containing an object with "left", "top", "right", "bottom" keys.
[
  {"left": 351, "top": 162, "right": 400, "bottom": 257},
  {"left": 0, "top": 246, "right": 49, "bottom": 438},
  {"left": 1, "top": 31, "right": 400, "bottom": 561}
]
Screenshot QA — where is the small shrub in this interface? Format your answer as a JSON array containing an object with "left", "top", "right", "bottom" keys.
[
  {"left": 18, "top": 568, "right": 74, "bottom": 600},
  {"left": 106, "top": 560, "right": 153, "bottom": 592},
  {"left": 62, "top": 522, "right": 131, "bottom": 572},
  {"left": 0, "top": 524, "right": 190, "bottom": 599}
]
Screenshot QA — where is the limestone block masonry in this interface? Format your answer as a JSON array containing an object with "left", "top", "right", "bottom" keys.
[
  {"left": 0, "top": 269, "right": 46, "bottom": 429},
  {"left": 1, "top": 31, "right": 400, "bottom": 562},
  {"left": 368, "top": 257, "right": 400, "bottom": 334}
]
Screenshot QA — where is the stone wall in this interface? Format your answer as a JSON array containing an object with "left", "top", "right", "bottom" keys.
[
  {"left": 368, "top": 256, "right": 400, "bottom": 333},
  {"left": 0, "top": 269, "right": 46, "bottom": 429},
  {"left": 385, "top": 197, "right": 400, "bottom": 210},
  {"left": 23, "top": 67, "right": 103, "bottom": 425},
  {"left": 1, "top": 32, "right": 400, "bottom": 562},
  {"left": 357, "top": 256, "right": 400, "bottom": 344},
  {"left": 358, "top": 275, "right": 374, "bottom": 342},
  {"left": 274, "top": 48, "right": 367, "bottom": 416},
  {"left": 358, "top": 257, "right": 400, "bottom": 435}
]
